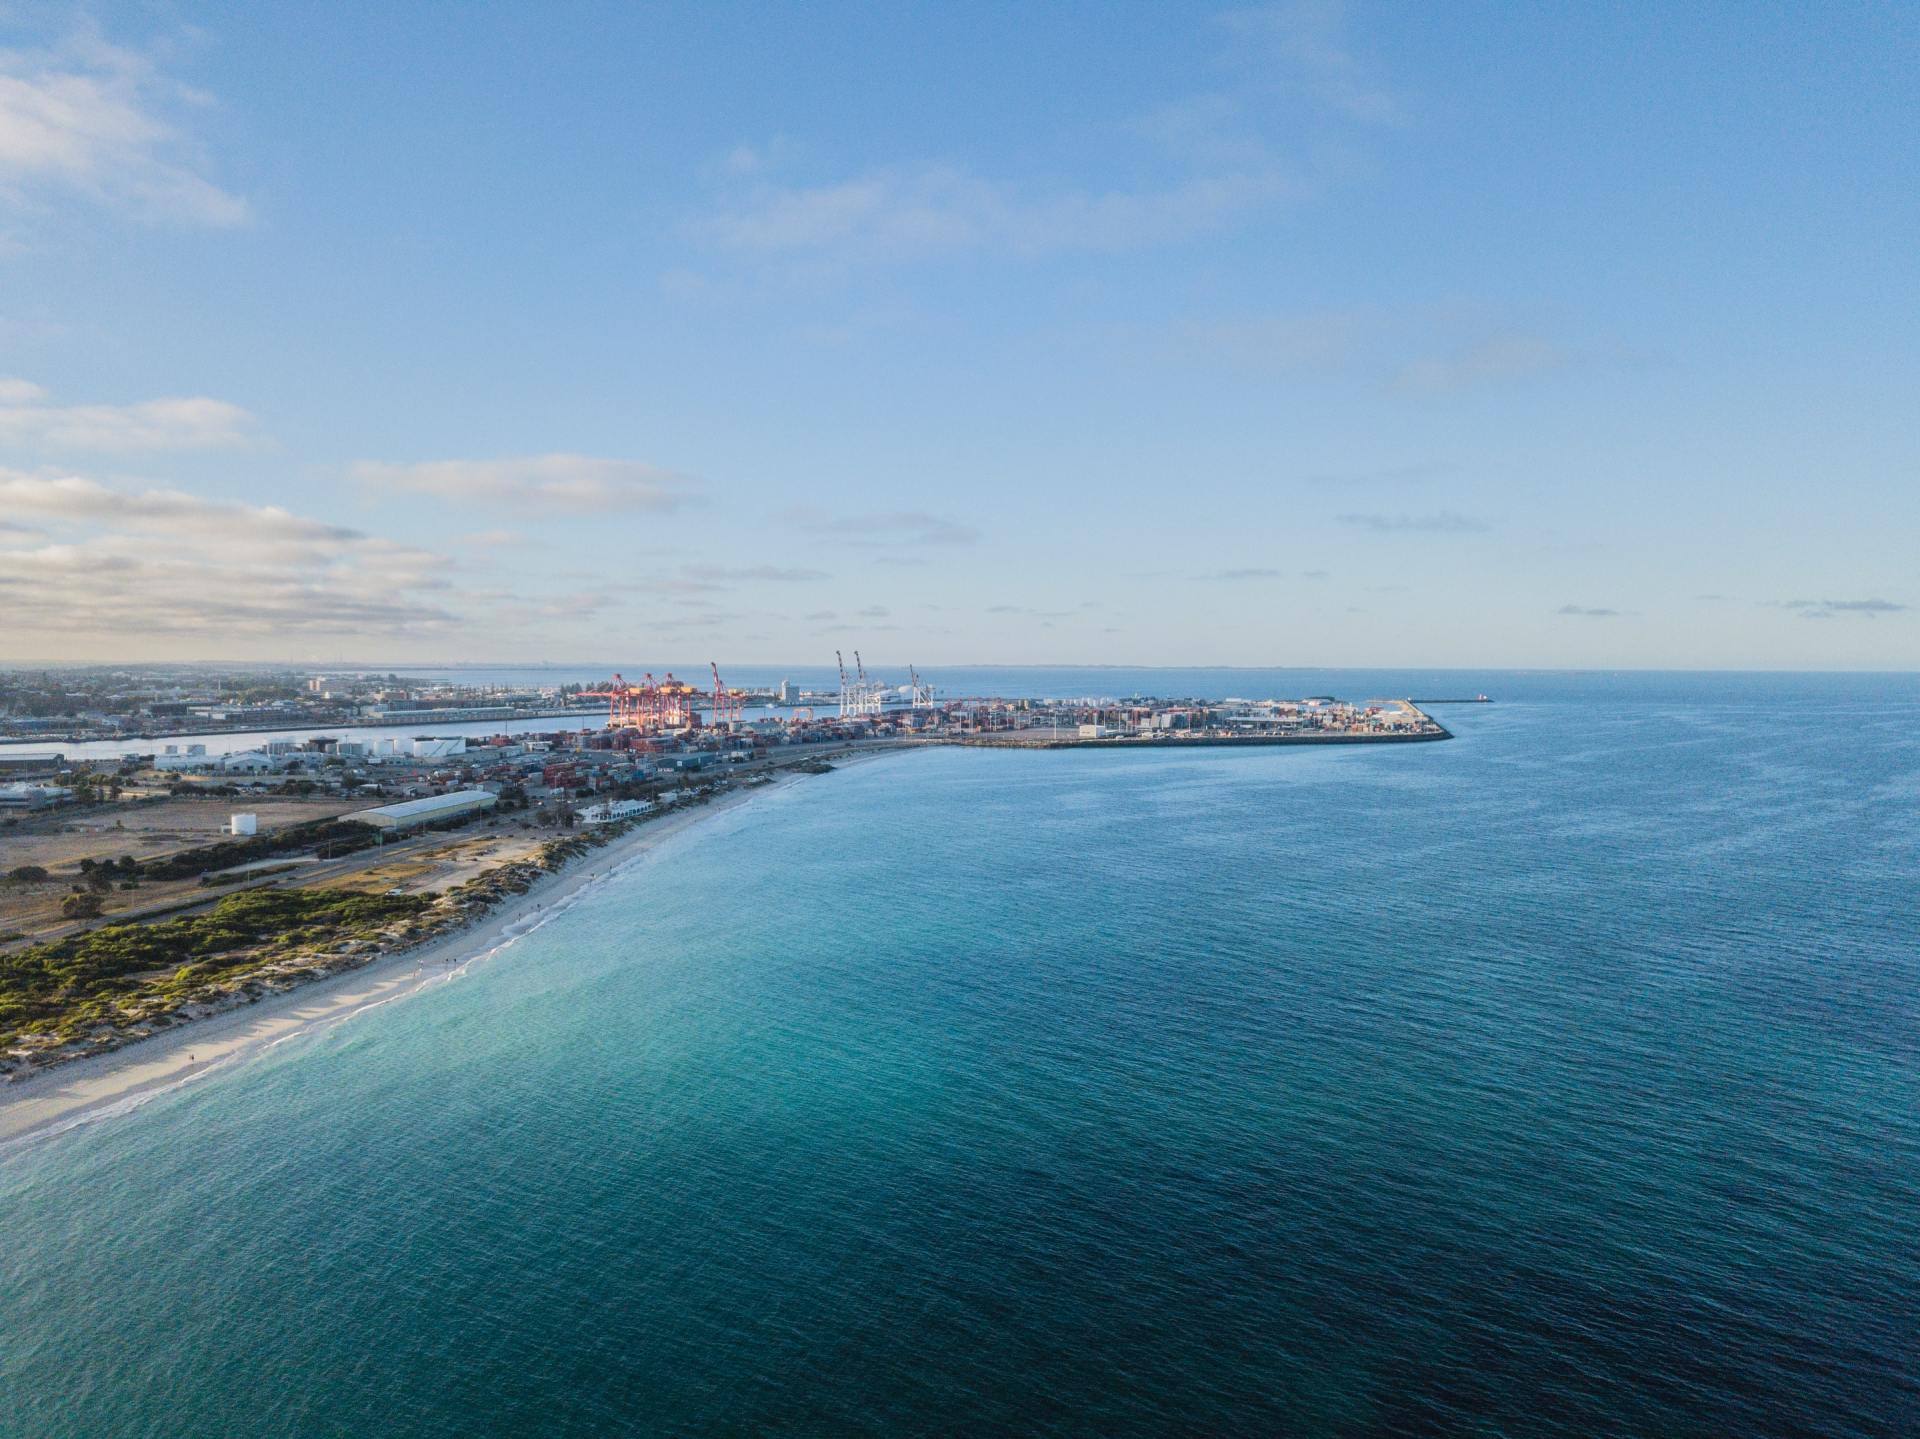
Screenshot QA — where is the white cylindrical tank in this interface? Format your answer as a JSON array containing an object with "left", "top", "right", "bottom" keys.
[{"left": 229, "top": 813, "right": 258, "bottom": 836}]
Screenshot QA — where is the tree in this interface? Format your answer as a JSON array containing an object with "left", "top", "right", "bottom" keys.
[
  {"left": 62, "top": 892, "right": 104, "bottom": 920},
  {"left": 6, "top": 865, "right": 49, "bottom": 883}
]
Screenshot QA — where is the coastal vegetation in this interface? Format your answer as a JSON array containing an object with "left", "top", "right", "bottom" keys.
[
  {"left": 0, "top": 803, "right": 672, "bottom": 1075},
  {"left": 0, "top": 889, "right": 432, "bottom": 1068},
  {"left": 137, "top": 819, "right": 381, "bottom": 880}
]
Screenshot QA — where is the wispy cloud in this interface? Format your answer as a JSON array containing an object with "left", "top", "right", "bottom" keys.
[
  {"left": 984, "top": 603, "right": 1079, "bottom": 619},
  {"left": 0, "top": 470, "right": 356, "bottom": 543},
  {"left": 1219, "top": 2, "right": 1403, "bottom": 125},
  {"left": 0, "top": 34, "right": 249, "bottom": 227},
  {"left": 354, "top": 454, "right": 694, "bottom": 513},
  {"left": 1337, "top": 510, "right": 1489, "bottom": 534},
  {"left": 689, "top": 4, "right": 1405, "bottom": 270},
  {"left": 709, "top": 564, "right": 829, "bottom": 582},
  {"left": 612, "top": 564, "right": 827, "bottom": 596},
  {"left": 1393, "top": 334, "right": 1564, "bottom": 394},
  {"left": 1205, "top": 566, "right": 1286, "bottom": 580},
  {"left": 1310, "top": 460, "right": 1457, "bottom": 485},
  {"left": 1558, "top": 604, "right": 1621, "bottom": 618},
  {"left": 1179, "top": 310, "right": 1371, "bottom": 374},
  {"left": 0, "top": 468, "right": 457, "bottom": 645},
  {"left": 1776, "top": 598, "right": 1907, "bottom": 620},
  {"left": 455, "top": 529, "right": 524, "bottom": 549},
  {"left": 781, "top": 505, "right": 980, "bottom": 546},
  {"left": 0, "top": 379, "right": 254, "bottom": 451},
  {"left": 702, "top": 163, "right": 1295, "bottom": 263}
]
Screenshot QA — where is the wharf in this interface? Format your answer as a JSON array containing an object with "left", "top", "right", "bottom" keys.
[{"left": 956, "top": 727, "right": 1453, "bottom": 751}]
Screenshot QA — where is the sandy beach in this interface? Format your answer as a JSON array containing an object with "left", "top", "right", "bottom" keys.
[{"left": 0, "top": 756, "right": 889, "bottom": 1149}]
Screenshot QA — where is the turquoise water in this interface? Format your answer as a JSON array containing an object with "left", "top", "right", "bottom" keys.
[{"left": 3, "top": 677, "right": 1917, "bottom": 1436}]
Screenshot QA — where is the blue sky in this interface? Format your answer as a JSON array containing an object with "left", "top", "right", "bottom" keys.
[{"left": 0, "top": 1, "right": 1914, "bottom": 668}]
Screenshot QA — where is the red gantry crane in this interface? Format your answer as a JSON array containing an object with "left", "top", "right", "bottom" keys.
[
  {"left": 581, "top": 672, "right": 701, "bottom": 731},
  {"left": 710, "top": 662, "right": 744, "bottom": 724}
]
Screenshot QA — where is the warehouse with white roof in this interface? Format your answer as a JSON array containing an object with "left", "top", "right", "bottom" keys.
[{"left": 345, "top": 790, "right": 497, "bottom": 832}]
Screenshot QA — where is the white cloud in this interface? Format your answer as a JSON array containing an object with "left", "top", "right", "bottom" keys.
[
  {"left": 0, "top": 469, "right": 355, "bottom": 542},
  {"left": 0, "top": 382, "right": 255, "bottom": 450},
  {"left": 0, "top": 35, "right": 249, "bottom": 227},
  {"left": 353, "top": 454, "right": 695, "bottom": 512},
  {"left": 0, "top": 541, "right": 456, "bottom": 641},
  {"left": 0, "top": 469, "right": 459, "bottom": 648}
]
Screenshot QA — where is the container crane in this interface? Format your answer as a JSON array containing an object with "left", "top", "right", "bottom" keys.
[
  {"left": 710, "top": 662, "right": 744, "bottom": 724},
  {"left": 581, "top": 672, "right": 700, "bottom": 731}
]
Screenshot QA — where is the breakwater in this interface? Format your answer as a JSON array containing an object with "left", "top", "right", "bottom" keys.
[{"left": 956, "top": 727, "right": 1452, "bottom": 750}]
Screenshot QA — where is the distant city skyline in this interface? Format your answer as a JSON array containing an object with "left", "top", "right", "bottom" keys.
[{"left": 0, "top": 2, "right": 1915, "bottom": 668}]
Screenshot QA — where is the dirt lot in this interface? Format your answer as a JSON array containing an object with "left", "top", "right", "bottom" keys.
[
  {"left": 1, "top": 810, "right": 554, "bottom": 949},
  {"left": 0, "top": 795, "right": 355, "bottom": 874},
  {"left": 0, "top": 794, "right": 359, "bottom": 946},
  {"left": 313, "top": 832, "right": 548, "bottom": 896}
]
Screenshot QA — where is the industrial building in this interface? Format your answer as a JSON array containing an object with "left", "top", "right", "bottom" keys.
[
  {"left": 344, "top": 790, "right": 497, "bottom": 832},
  {"left": 579, "top": 798, "right": 651, "bottom": 825},
  {"left": 0, "top": 783, "right": 74, "bottom": 811}
]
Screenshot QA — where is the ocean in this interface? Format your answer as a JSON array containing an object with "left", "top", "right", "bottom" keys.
[{"left": 2, "top": 673, "right": 1916, "bottom": 1436}]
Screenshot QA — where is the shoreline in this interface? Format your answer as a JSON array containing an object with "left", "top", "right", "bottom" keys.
[{"left": 0, "top": 753, "right": 893, "bottom": 1149}]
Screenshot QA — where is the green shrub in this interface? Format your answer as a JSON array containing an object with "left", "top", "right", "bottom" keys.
[
  {"left": 0, "top": 889, "right": 432, "bottom": 1047},
  {"left": 138, "top": 819, "right": 379, "bottom": 881}
]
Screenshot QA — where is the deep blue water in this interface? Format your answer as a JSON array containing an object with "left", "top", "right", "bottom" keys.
[{"left": 3, "top": 676, "right": 1917, "bottom": 1436}]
